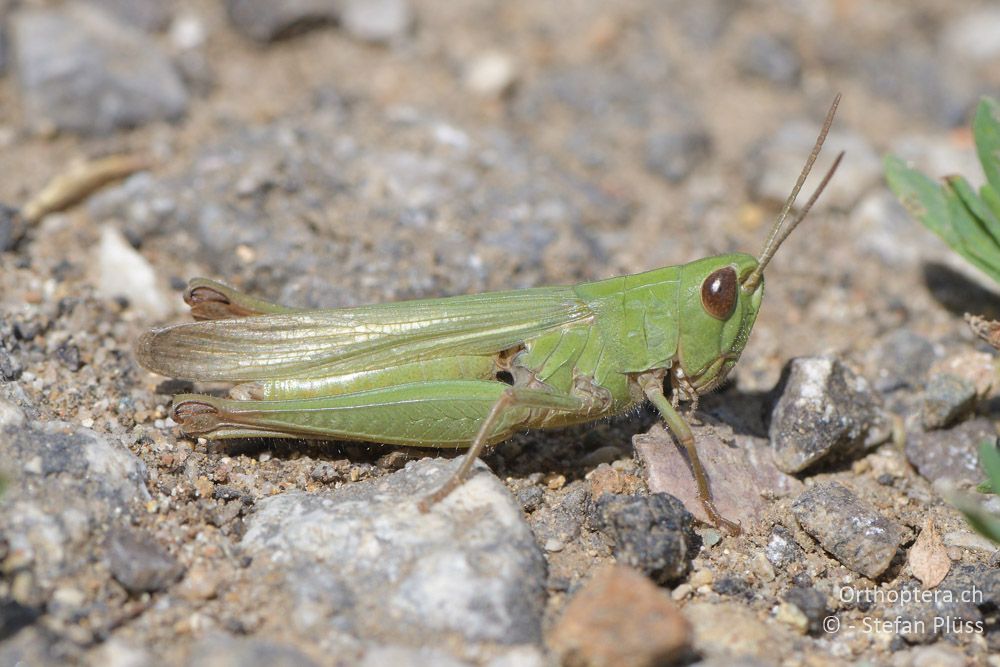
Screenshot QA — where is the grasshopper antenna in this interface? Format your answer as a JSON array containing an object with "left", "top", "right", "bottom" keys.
[{"left": 743, "top": 93, "right": 842, "bottom": 292}]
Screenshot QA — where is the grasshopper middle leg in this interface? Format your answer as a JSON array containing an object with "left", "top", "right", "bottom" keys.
[{"left": 418, "top": 386, "right": 589, "bottom": 511}]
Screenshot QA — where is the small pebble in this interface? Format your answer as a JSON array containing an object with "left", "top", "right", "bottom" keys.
[
  {"left": 464, "top": 51, "right": 517, "bottom": 98},
  {"left": 921, "top": 373, "right": 976, "bottom": 430},
  {"left": 737, "top": 34, "right": 801, "bottom": 87},
  {"left": 107, "top": 528, "right": 184, "bottom": 594},
  {"left": 765, "top": 525, "right": 804, "bottom": 568},
  {"left": 339, "top": 0, "right": 413, "bottom": 43},
  {"left": 548, "top": 565, "right": 690, "bottom": 667},
  {"left": 644, "top": 127, "right": 712, "bottom": 184},
  {"left": 592, "top": 493, "right": 698, "bottom": 585},
  {"left": 906, "top": 417, "right": 998, "bottom": 486},
  {"left": 791, "top": 482, "right": 903, "bottom": 578},
  {"left": 770, "top": 356, "right": 889, "bottom": 473}
]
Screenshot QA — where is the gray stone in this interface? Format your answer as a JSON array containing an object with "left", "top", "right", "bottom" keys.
[
  {"left": 770, "top": 357, "right": 889, "bottom": 474},
  {"left": 0, "top": 411, "right": 149, "bottom": 610},
  {"left": 591, "top": 493, "right": 698, "bottom": 585},
  {"left": 857, "top": 42, "right": 977, "bottom": 128},
  {"left": 878, "top": 579, "right": 982, "bottom": 644},
  {"left": 791, "top": 482, "right": 904, "bottom": 578},
  {"left": 748, "top": 124, "right": 881, "bottom": 209},
  {"left": 783, "top": 587, "right": 826, "bottom": 634},
  {"left": 12, "top": 3, "right": 187, "bottom": 134},
  {"left": 81, "top": 0, "right": 173, "bottom": 32},
  {"left": 905, "top": 417, "right": 997, "bottom": 486},
  {"left": 921, "top": 373, "right": 977, "bottom": 430},
  {"left": 528, "top": 483, "right": 590, "bottom": 548},
  {"left": 86, "top": 103, "right": 609, "bottom": 299},
  {"left": 106, "top": 528, "right": 183, "bottom": 594},
  {"left": 738, "top": 34, "right": 801, "bottom": 87},
  {"left": 225, "top": 0, "right": 339, "bottom": 42},
  {"left": 0, "top": 204, "right": 21, "bottom": 252},
  {"left": 941, "top": 7, "right": 1000, "bottom": 63},
  {"left": 644, "top": 127, "right": 712, "bottom": 183},
  {"left": 765, "top": 525, "right": 804, "bottom": 568},
  {"left": 340, "top": 0, "right": 413, "bottom": 43},
  {"left": 866, "top": 328, "right": 937, "bottom": 393},
  {"left": 358, "top": 646, "right": 472, "bottom": 667},
  {"left": 240, "top": 458, "right": 546, "bottom": 648},
  {"left": 189, "top": 636, "right": 320, "bottom": 667},
  {"left": 938, "top": 563, "right": 1000, "bottom": 611},
  {"left": 0, "top": 347, "right": 21, "bottom": 381}
]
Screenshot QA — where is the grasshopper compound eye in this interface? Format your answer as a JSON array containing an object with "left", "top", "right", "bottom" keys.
[{"left": 701, "top": 266, "right": 738, "bottom": 320}]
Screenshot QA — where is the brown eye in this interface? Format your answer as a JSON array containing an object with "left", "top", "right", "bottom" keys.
[{"left": 701, "top": 267, "right": 738, "bottom": 320}]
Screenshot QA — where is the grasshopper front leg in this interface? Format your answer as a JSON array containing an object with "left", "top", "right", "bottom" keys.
[{"left": 637, "top": 370, "right": 741, "bottom": 536}]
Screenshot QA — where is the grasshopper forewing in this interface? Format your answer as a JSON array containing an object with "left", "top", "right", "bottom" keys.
[{"left": 137, "top": 95, "right": 844, "bottom": 535}]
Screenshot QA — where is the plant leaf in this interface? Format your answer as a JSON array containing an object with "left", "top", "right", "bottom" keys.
[
  {"left": 884, "top": 154, "right": 953, "bottom": 241},
  {"left": 974, "top": 97, "right": 1000, "bottom": 194}
]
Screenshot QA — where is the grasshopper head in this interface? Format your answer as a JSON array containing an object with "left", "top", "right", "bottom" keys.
[
  {"left": 674, "top": 94, "right": 844, "bottom": 396},
  {"left": 675, "top": 254, "right": 763, "bottom": 395}
]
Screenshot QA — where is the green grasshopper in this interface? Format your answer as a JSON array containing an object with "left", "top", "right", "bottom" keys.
[{"left": 137, "top": 96, "right": 843, "bottom": 535}]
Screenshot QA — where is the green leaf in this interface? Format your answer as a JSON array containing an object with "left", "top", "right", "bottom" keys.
[
  {"left": 948, "top": 174, "right": 1000, "bottom": 247},
  {"left": 974, "top": 97, "right": 1000, "bottom": 193},
  {"left": 981, "top": 184, "right": 1000, "bottom": 229},
  {"left": 884, "top": 154, "right": 953, "bottom": 241},
  {"left": 942, "top": 180, "right": 1000, "bottom": 283},
  {"left": 952, "top": 494, "right": 1000, "bottom": 544},
  {"left": 980, "top": 440, "right": 1000, "bottom": 490}
]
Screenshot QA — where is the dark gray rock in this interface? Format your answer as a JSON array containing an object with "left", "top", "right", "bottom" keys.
[
  {"left": 783, "top": 587, "right": 826, "bottom": 634},
  {"left": 81, "top": 0, "right": 173, "bottom": 32},
  {"left": 12, "top": 3, "right": 187, "bottom": 134},
  {"left": 516, "top": 485, "right": 545, "bottom": 513},
  {"left": 240, "top": 458, "right": 546, "bottom": 649},
  {"left": 738, "top": 34, "right": 801, "bottom": 87},
  {"left": 189, "top": 636, "right": 321, "bottom": 667},
  {"left": 0, "top": 204, "right": 25, "bottom": 252},
  {"left": 0, "top": 348, "right": 21, "bottom": 381},
  {"left": 855, "top": 42, "right": 979, "bottom": 128},
  {"left": 340, "top": 0, "right": 413, "bottom": 43},
  {"left": 529, "top": 484, "right": 590, "bottom": 550},
  {"left": 867, "top": 328, "right": 937, "bottom": 393},
  {"left": 879, "top": 579, "right": 982, "bottom": 644},
  {"left": 106, "top": 529, "right": 183, "bottom": 594},
  {"left": 225, "top": 0, "right": 340, "bottom": 42},
  {"left": 765, "top": 525, "right": 804, "bottom": 568},
  {"left": 791, "top": 482, "right": 903, "bottom": 579},
  {"left": 905, "top": 417, "right": 998, "bottom": 486},
  {"left": 938, "top": 563, "right": 1000, "bottom": 611},
  {"left": 770, "top": 357, "right": 890, "bottom": 474},
  {"left": 644, "top": 127, "right": 712, "bottom": 183},
  {"left": 591, "top": 493, "right": 698, "bottom": 585},
  {"left": 0, "top": 399, "right": 149, "bottom": 618},
  {"left": 922, "top": 373, "right": 977, "bottom": 430}
]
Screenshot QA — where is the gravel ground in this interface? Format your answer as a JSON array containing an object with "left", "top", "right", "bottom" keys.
[{"left": 1, "top": 1, "right": 1000, "bottom": 665}]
